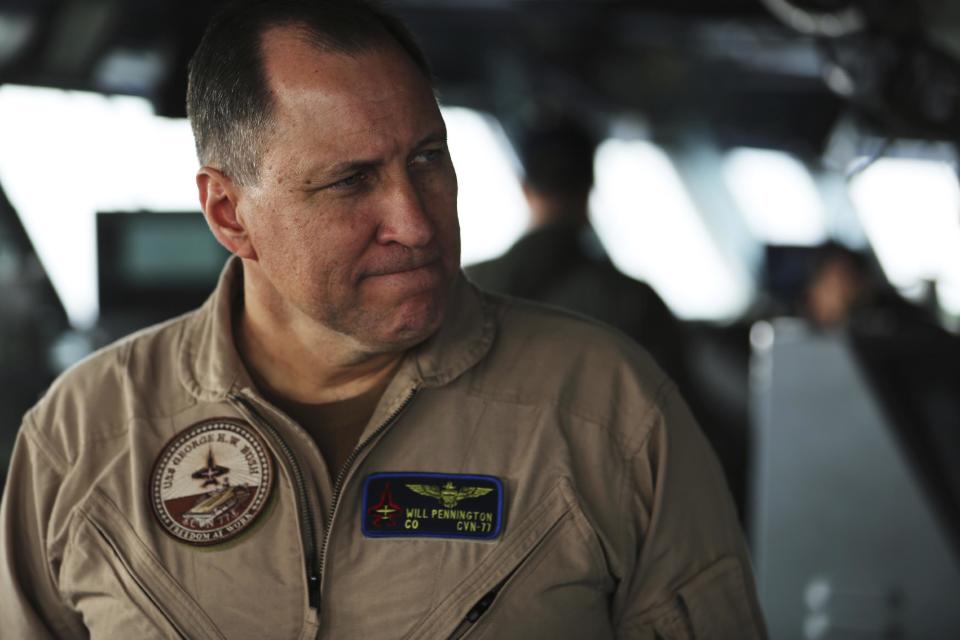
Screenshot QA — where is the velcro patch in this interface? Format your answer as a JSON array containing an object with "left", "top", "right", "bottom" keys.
[
  {"left": 362, "top": 472, "right": 504, "bottom": 540},
  {"left": 150, "top": 418, "right": 274, "bottom": 546}
]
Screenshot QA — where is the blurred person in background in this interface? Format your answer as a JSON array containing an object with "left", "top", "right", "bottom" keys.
[
  {"left": 803, "top": 241, "right": 937, "bottom": 333},
  {"left": 466, "top": 116, "right": 689, "bottom": 386},
  {"left": 804, "top": 243, "right": 868, "bottom": 329}
]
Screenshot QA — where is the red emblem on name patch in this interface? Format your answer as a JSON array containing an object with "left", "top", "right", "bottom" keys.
[
  {"left": 367, "top": 482, "right": 405, "bottom": 528},
  {"left": 150, "top": 419, "right": 274, "bottom": 546}
]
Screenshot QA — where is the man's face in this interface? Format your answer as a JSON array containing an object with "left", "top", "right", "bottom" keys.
[{"left": 237, "top": 28, "right": 460, "bottom": 352}]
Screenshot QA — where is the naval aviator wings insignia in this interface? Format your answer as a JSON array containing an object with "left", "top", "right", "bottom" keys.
[
  {"left": 362, "top": 472, "right": 504, "bottom": 540},
  {"left": 405, "top": 482, "right": 494, "bottom": 508}
]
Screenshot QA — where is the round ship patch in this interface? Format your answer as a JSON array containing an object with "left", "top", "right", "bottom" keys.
[{"left": 151, "top": 419, "right": 274, "bottom": 546}]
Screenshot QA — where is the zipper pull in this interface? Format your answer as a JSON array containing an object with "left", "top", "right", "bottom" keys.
[
  {"left": 465, "top": 588, "right": 499, "bottom": 623},
  {"left": 447, "top": 582, "right": 506, "bottom": 639},
  {"left": 308, "top": 573, "right": 321, "bottom": 609}
]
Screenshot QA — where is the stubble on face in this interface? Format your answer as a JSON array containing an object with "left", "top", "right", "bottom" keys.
[{"left": 237, "top": 27, "right": 461, "bottom": 357}]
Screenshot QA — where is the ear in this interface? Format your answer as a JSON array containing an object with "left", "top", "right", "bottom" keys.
[{"left": 197, "top": 167, "right": 258, "bottom": 260}]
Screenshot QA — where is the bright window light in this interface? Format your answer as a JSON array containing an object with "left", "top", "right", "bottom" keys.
[
  {"left": 848, "top": 158, "right": 960, "bottom": 314},
  {"left": 0, "top": 85, "right": 199, "bottom": 329},
  {"left": 591, "top": 139, "right": 752, "bottom": 320},
  {"left": 724, "top": 147, "right": 828, "bottom": 245},
  {"left": 442, "top": 106, "right": 527, "bottom": 266}
]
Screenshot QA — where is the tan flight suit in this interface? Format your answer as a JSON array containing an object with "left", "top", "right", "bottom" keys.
[{"left": 0, "top": 258, "right": 766, "bottom": 638}]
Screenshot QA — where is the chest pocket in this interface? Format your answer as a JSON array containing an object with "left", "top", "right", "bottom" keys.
[
  {"left": 403, "top": 479, "right": 615, "bottom": 640},
  {"left": 60, "top": 490, "right": 226, "bottom": 640}
]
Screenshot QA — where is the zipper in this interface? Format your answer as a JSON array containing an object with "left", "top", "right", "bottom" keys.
[
  {"left": 440, "top": 494, "right": 571, "bottom": 640},
  {"left": 445, "top": 575, "right": 511, "bottom": 640},
  {"left": 316, "top": 386, "right": 420, "bottom": 599},
  {"left": 230, "top": 393, "right": 322, "bottom": 609}
]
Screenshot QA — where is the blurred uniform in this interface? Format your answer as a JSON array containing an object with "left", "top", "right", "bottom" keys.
[{"left": 467, "top": 221, "right": 687, "bottom": 385}]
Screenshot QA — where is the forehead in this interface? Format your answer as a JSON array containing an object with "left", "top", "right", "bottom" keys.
[{"left": 258, "top": 26, "right": 441, "bottom": 159}]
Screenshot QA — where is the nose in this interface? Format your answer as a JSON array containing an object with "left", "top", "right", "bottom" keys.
[{"left": 376, "top": 174, "right": 436, "bottom": 248}]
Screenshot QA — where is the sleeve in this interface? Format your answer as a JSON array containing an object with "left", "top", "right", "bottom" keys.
[
  {"left": 0, "top": 419, "right": 86, "bottom": 638},
  {"left": 614, "top": 385, "right": 768, "bottom": 639}
]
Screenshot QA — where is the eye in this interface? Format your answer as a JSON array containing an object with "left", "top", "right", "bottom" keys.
[
  {"left": 331, "top": 172, "right": 367, "bottom": 189},
  {"left": 410, "top": 147, "right": 445, "bottom": 166}
]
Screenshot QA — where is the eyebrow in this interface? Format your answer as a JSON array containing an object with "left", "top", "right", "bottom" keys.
[
  {"left": 415, "top": 128, "right": 448, "bottom": 148},
  {"left": 303, "top": 159, "right": 381, "bottom": 186},
  {"left": 301, "top": 128, "right": 449, "bottom": 186}
]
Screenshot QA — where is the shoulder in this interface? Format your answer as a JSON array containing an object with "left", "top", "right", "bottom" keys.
[
  {"left": 23, "top": 312, "right": 197, "bottom": 466},
  {"left": 489, "top": 291, "right": 644, "bottom": 352},
  {"left": 468, "top": 292, "right": 674, "bottom": 448}
]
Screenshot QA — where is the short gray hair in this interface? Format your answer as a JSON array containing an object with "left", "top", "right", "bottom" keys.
[{"left": 186, "top": 0, "right": 432, "bottom": 185}]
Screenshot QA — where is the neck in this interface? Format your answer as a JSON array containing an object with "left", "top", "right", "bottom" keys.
[{"left": 236, "top": 264, "right": 403, "bottom": 405}]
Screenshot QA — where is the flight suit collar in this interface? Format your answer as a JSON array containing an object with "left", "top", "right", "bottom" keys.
[
  {"left": 177, "top": 256, "right": 496, "bottom": 401},
  {"left": 412, "top": 272, "right": 496, "bottom": 389}
]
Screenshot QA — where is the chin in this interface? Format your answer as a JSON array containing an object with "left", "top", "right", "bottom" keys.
[
  {"left": 370, "top": 296, "right": 446, "bottom": 351},
  {"left": 347, "top": 267, "right": 456, "bottom": 351}
]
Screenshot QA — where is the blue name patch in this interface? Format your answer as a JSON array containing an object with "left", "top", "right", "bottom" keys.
[{"left": 362, "top": 472, "right": 504, "bottom": 540}]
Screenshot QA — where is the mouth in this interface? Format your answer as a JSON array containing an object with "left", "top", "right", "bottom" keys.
[{"left": 362, "top": 255, "right": 442, "bottom": 279}]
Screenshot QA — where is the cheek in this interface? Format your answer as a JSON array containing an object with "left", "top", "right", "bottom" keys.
[
  {"left": 423, "top": 170, "right": 461, "bottom": 240},
  {"left": 246, "top": 211, "right": 325, "bottom": 284}
]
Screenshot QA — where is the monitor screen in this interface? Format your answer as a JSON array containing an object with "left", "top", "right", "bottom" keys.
[{"left": 97, "top": 211, "right": 230, "bottom": 318}]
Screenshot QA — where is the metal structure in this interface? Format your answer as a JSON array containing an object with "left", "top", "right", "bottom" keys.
[{"left": 751, "top": 320, "right": 960, "bottom": 639}]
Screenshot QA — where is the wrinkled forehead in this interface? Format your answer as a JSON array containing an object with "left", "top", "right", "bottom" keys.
[{"left": 260, "top": 25, "right": 431, "bottom": 99}]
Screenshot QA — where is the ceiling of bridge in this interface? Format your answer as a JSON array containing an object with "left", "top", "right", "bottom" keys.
[{"left": 0, "top": 0, "right": 957, "bottom": 156}]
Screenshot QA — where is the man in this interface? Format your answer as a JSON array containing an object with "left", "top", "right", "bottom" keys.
[
  {"left": 803, "top": 241, "right": 936, "bottom": 332},
  {"left": 0, "top": 1, "right": 766, "bottom": 638},
  {"left": 466, "top": 117, "right": 688, "bottom": 387}
]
